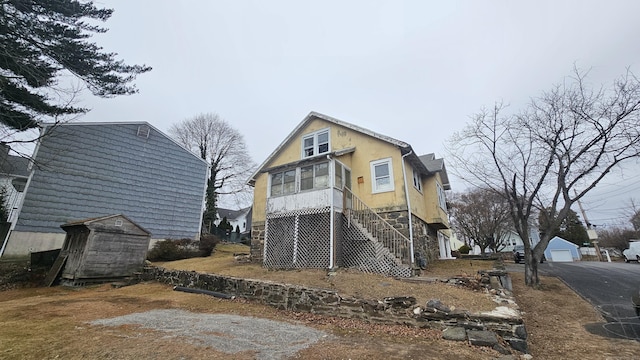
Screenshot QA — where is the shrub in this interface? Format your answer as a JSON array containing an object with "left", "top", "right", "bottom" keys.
[
  {"left": 199, "top": 234, "right": 220, "bottom": 257},
  {"left": 147, "top": 239, "right": 201, "bottom": 262},
  {"left": 458, "top": 244, "right": 471, "bottom": 254}
]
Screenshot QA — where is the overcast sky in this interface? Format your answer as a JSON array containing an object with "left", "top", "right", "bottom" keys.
[{"left": 79, "top": 0, "right": 640, "bottom": 228}]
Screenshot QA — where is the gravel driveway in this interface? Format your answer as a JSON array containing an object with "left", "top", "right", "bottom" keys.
[{"left": 90, "top": 309, "right": 330, "bottom": 360}]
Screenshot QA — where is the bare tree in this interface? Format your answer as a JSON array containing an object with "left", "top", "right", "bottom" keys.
[
  {"left": 598, "top": 226, "right": 640, "bottom": 252},
  {"left": 170, "top": 114, "right": 255, "bottom": 231},
  {"left": 449, "top": 188, "right": 512, "bottom": 254},
  {"left": 449, "top": 67, "right": 640, "bottom": 287},
  {"left": 625, "top": 198, "right": 640, "bottom": 232}
]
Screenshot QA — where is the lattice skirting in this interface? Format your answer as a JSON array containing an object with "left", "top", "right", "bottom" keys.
[
  {"left": 339, "top": 215, "right": 411, "bottom": 277},
  {"left": 264, "top": 207, "right": 332, "bottom": 269}
]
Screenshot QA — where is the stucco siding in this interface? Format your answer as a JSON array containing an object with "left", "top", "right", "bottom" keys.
[{"left": 14, "top": 123, "right": 207, "bottom": 240}]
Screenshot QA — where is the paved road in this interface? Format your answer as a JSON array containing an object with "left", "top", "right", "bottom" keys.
[{"left": 511, "top": 261, "right": 640, "bottom": 341}]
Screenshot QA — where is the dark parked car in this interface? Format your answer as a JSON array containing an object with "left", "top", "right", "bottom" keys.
[
  {"left": 513, "top": 245, "right": 525, "bottom": 263},
  {"left": 513, "top": 245, "right": 545, "bottom": 263}
]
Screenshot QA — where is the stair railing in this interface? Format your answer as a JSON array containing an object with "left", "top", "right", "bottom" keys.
[{"left": 342, "top": 187, "right": 412, "bottom": 266}]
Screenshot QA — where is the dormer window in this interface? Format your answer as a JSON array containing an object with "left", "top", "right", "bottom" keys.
[{"left": 302, "top": 128, "right": 330, "bottom": 158}]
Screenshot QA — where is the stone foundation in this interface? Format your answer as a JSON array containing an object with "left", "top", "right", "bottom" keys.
[
  {"left": 377, "top": 210, "right": 441, "bottom": 265},
  {"left": 137, "top": 267, "right": 527, "bottom": 353},
  {"left": 250, "top": 221, "right": 265, "bottom": 263}
]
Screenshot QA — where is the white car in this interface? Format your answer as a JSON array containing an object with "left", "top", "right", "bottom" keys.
[{"left": 623, "top": 241, "right": 640, "bottom": 263}]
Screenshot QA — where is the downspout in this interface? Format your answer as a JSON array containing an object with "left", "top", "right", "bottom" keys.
[
  {"left": 327, "top": 154, "right": 335, "bottom": 269},
  {"left": 401, "top": 151, "right": 414, "bottom": 267}
]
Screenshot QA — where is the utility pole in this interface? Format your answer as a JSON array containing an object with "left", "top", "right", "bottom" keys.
[{"left": 575, "top": 191, "right": 604, "bottom": 261}]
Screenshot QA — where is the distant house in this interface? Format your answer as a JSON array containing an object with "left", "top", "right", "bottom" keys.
[
  {"left": 0, "top": 143, "right": 30, "bottom": 224},
  {"left": 214, "top": 206, "right": 252, "bottom": 239},
  {"left": 247, "top": 112, "right": 452, "bottom": 277},
  {"left": 544, "top": 236, "right": 581, "bottom": 262},
  {"left": 0, "top": 122, "right": 208, "bottom": 258},
  {"left": 497, "top": 227, "right": 541, "bottom": 253}
]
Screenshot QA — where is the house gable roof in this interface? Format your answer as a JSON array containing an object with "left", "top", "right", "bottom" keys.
[
  {"left": 60, "top": 214, "right": 151, "bottom": 234},
  {"left": 217, "top": 206, "right": 252, "bottom": 221},
  {"left": 548, "top": 236, "right": 580, "bottom": 248},
  {"left": 419, "top": 153, "right": 451, "bottom": 190},
  {"left": 247, "top": 111, "right": 450, "bottom": 188},
  {"left": 40, "top": 121, "right": 208, "bottom": 166}
]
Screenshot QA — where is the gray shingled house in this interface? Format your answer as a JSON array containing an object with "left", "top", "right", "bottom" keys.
[
  {"left": 0, "top": 122, "right": 208, "bottom": 258},
  {"left": 0, "top": 143, "right": 30, "bottom": 224}
]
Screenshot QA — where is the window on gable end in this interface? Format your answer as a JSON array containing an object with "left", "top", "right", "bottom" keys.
[
  {"left": 301, "top": 128, "right": 330, "bottom": 158},
  {"left": 303, "top": 135, "right": 314, "bottom": 157}
]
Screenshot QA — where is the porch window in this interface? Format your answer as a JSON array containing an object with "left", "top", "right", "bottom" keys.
[
  {"left": 301, "top": 128, "right": 330, "bottom": 158},
  {"left": 370, "top": 158, "right": 394, "bottom": 193},
  {"left": 345, "top": 168, "right": 351, "bottom": 189},
  {"left": 270, "top": 169, "right": 296, "bottom": 196},
  {"left": 334, "top": 161, "right": 352, "bottom": 190},
  {"left": 300, "top": 162, "right": 329, "bottom": 191}
]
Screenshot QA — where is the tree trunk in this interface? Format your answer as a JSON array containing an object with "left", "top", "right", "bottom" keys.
[{"left": 524, "top": 252, "right": 540, "bottom": 287}]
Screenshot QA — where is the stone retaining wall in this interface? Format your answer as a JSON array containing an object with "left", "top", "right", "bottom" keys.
[{"left": 138, "top": 267, "right": 527, "bottom": 354}]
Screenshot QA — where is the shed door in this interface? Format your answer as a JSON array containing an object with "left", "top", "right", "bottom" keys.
[{"left": 550, "top": 249, "right": 573, "bottom": 262}]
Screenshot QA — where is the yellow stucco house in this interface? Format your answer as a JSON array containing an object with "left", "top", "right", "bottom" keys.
[{"left": 247, "top": 112, "right": 451, "bottom": 277}]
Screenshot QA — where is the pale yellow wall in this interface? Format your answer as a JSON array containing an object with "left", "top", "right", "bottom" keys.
[
  {"left": 251, "top": 117, "right": 451, "bottom": 229},
  {"left": 252, "top": 172, "right": 268, "bottom": 223},
  {"left": 423, "top": 172, "right": 450, "bottom": 227},
  {"left": 252, "top": 118, "right": 409, "bottom": 222},
  {"left": 407, "top": 163, "right": 429, "bottom": 222}
]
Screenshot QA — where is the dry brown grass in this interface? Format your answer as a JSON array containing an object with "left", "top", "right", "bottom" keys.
[
  {"left": 0, "top": 282, "right": 503, "bottom": 359},
  {"left": 3, "top": 244, "right": 639, "bottom": 359},
  {"left": 155, "top": 243, "right": 499, "bottom": 312},
  {"left": 511, "top": 272, "right": 640, "bottom": 359}
]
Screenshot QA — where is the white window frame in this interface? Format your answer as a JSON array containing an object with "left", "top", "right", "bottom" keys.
[
  {"left": 268, "top": 169, "right": 296, "bottom": 197},
  {"left": 333, "top": 160, "right": 352, "bottom": 190},
  {"left": 412, "top": 167, "right": 422, "bottom": 192},
  {"left": 301, "top": 128, "right": 330, "bottom": 158},
  {"left": 370, "top": 158, "right": 394, "bottom": 193},
  {"left": 300, "top": 162, "right": 330, "bottom": 191}
]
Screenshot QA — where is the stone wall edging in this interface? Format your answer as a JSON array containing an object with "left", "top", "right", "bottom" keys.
[{"left": 137, "top": 266, "right": 528, "bottom": 353}]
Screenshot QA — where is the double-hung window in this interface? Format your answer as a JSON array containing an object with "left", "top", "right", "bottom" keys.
[
  {"left": 370, "top": 158, "right": 394, "bottom": 193},
  {"left": 300, "top": 162, "right": 329, "bottom": 191},
  {"left": 302, "top": 128, "right": 330, "bottom": 158},
  {"left": 412, "top": 167, "right": 422, "bottom": 192},
  {"left": 270, "top": 169, "right": 296, "bottom": 196}
]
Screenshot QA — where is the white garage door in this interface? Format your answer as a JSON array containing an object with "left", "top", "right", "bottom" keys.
[{"left": 550, "top": 249, "right": 573, "bottom": 262}]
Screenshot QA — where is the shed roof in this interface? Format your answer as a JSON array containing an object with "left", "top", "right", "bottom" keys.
[{"left": 61, "top": 214, "right": 151, "bottom": 234}]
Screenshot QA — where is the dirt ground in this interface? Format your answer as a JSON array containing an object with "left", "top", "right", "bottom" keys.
[
  {"left": 510, "top": 272, "right": 640, "bottom": 359},
  {"left": 154, "top": 243, "right": 500, "bottom": 312},
  {"left": 1, "top": 244, "right": 639, "bottom": 359},
  {"left": 0, "top": 282, "right": 502, "bottom": 359}
]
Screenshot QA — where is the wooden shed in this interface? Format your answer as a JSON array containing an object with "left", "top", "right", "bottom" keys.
[{"left": 55, "top": 214, "right": 151, "bottom": 286}]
